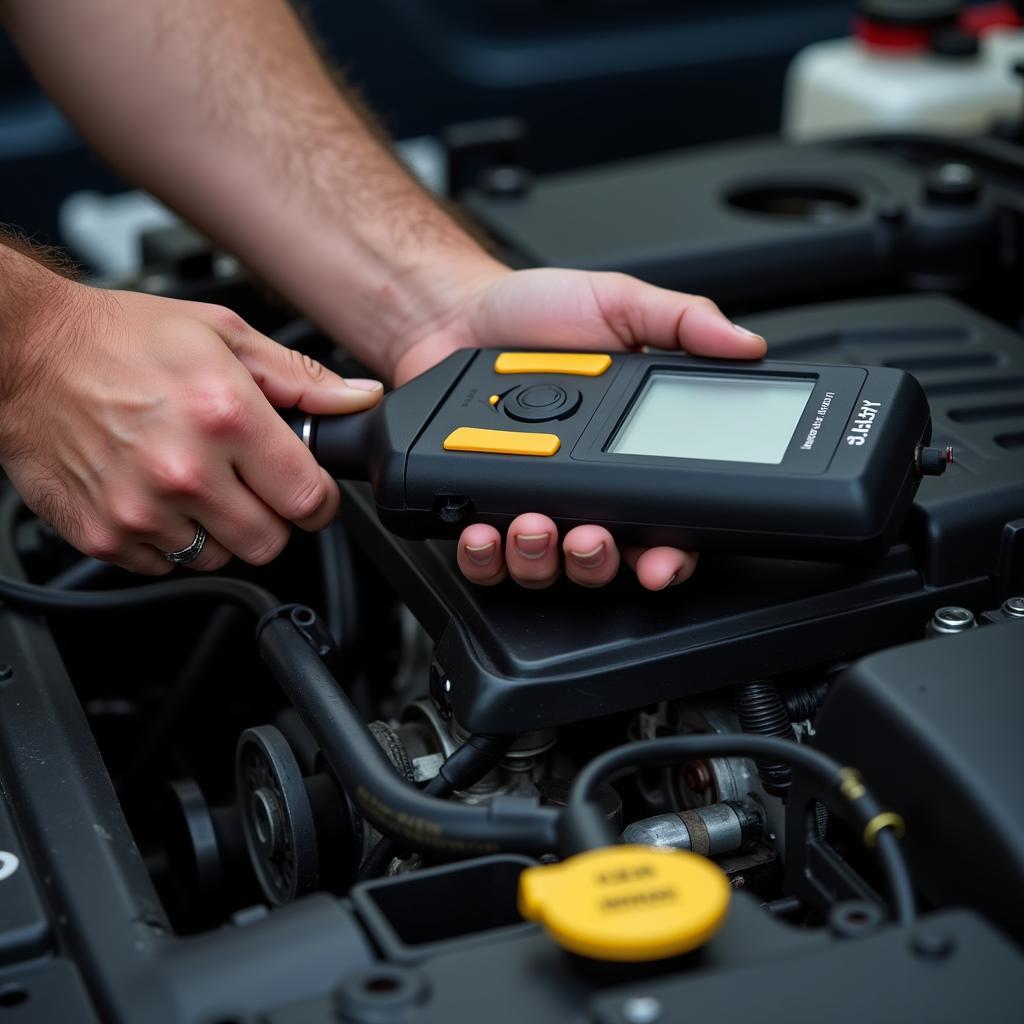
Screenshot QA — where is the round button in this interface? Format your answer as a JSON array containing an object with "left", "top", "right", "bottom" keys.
[
  {"left": 519, "top": 385, "right": 565, "bottom": 409},
  {"left": 505, "top": 385, "right": 582, "bottom": 423}
]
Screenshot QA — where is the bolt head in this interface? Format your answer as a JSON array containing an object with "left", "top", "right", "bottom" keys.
[
  {"left": 931, "top": 606, "right": 975, "bottom": 634},
  {"left": 622, "top": 996, "right": 662, "bottom": 1024},
  {"left": 911, "top": 930, "right": 955, "bottom": 960},
  {"left": 684, "top": 760, "right": 712, "bottom": 792}
]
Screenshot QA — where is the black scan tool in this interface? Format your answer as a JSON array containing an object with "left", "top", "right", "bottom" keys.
[{"left": 292, "top": 350, "right": 950, "bottom": 560}]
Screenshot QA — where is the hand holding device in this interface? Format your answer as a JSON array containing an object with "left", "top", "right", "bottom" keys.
[{"left": 293, "top": 349, "right": 950, "bottom": 562}]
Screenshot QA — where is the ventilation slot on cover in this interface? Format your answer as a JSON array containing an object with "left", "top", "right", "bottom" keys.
[
  {"left": 926, "top": 376, "right": 1024, "bottom": 397},
  {"left": 948, "top": 402, "right": 1024, "bottom": 424},
  {"left": 883, "top": 353, "right": 1001, "bottom": 371}
]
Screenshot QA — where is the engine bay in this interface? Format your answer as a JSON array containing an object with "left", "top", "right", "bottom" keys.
[{"left": 1, "top": 127, "right": 1023, "bottom": 1023}]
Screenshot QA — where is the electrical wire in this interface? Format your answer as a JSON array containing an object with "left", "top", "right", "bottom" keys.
[
  {"left": 0, "top": 571, "right": 278, "bottom": 619},
  {"left": 358, "top": 733, "right": 515, "bottom": 879},
  {"left": 564, "top": 735, "right": 916, "bottom": 926}
]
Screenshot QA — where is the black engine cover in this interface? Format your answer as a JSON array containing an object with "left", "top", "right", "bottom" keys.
[{"left": 791, "top": 618, "right": 1024, "bottom": 941}]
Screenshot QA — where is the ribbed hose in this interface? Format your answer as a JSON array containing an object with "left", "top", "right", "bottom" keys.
[
  {"left": 734, "top": 681, "right": 794, "bottom": 797},
  {"left": 783, "top": 682, "right": 829, "bottom": 722}
]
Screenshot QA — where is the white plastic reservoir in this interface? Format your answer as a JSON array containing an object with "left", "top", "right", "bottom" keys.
[{"left": 784, "top": 26, "right": 1024, "bottom": 140}]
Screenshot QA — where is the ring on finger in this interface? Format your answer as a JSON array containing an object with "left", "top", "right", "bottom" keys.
[{"left": 162, "top": 523, "right": 207, "bottom": 565}]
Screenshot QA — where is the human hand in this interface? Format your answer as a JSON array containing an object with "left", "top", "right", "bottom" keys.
[
  {"left": 0, "top": 280, "right": 382, "bottom": 574},
  {"left": 391, "top": 264, "right": 766, "bottom": 590}
]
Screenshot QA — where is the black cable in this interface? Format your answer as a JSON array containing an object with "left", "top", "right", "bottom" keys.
[
  {"left": 48, "top": 557, "right": 114, "bottom": 590},
  {"left": 0, "top": 572, "right": 278, "bottom": 619},
  {"left": 875, "top": 829, "right": 917, "bottom": 926},
  {"left": 359, "top": 733, "right": 515, "bottom": 879},
  {"left": 564, "top": 736, "right": 916, "bottom": 926},
  {"left": 317, "top": 518, "right": 358, "bottom": 652},
  {"left": 259, "top": 616, "right": 559, "bottom": 857}
]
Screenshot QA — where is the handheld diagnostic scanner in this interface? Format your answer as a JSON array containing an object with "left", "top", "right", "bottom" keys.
[{"left": 290, "top": 350, "right": 951, "bottom": 560}]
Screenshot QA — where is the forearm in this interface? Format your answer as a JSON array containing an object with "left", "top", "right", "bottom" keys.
[
  {"left": 1, "top": 0, "right": 499, "bottom": 377},
  {"left": 0, "top": 236, "right": 76, "bottom": 412}
]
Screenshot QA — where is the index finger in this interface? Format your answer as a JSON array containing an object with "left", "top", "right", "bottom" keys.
[{"left": 228, "top": 377, "right": 342, "bottom": 532}]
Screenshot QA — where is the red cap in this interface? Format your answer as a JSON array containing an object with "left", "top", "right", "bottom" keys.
[
  {"left": 853, "top": 16, "right": 933, "bottom": 50},
  {"left": 960, "top": 3, "right": 1023, "bottom": 34}
]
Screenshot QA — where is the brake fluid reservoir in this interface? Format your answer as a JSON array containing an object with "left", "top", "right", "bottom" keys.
[{"left": 784, "top": 1, "right": 1024, "bottom": 140}]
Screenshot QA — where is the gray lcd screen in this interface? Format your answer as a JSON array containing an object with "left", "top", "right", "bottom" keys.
[{"left": 608, "top": 372, "right": 815, "bottom": 464}]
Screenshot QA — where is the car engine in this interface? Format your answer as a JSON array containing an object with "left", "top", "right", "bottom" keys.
[{"left": 1, "top": 122, "right": 1023, "bottom": 1024}]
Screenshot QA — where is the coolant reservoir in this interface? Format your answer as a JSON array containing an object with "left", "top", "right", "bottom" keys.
[{"left": 784, "top": 0, "right": 1024, "bottom": 140}]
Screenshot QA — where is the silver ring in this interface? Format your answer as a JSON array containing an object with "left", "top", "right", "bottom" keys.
[
  {"left": 300, "top": 414, "right": 315, "bottom": 450},
  {"left": 163, "top": 524, "right": 207, "bottom": 565}
]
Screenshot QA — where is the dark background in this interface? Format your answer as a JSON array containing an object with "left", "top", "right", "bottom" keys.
[{"left": 0, "top": 0, "right": 852, "bottom": 245}]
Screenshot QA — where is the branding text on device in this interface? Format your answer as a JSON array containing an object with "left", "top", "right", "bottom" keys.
[
  {"left": 846, "top": 400, "right": 882, "bottom": 446},
  {"left": 800, "top": 391, "right": 836, "bottom": 451}
]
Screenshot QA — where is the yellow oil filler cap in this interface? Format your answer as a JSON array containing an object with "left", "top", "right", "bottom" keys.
[{"left": 518, "top": 845, "right": 731, "bottom": 961}]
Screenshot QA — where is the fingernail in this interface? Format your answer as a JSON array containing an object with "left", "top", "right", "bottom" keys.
[
  {"left": 464, "top": 540, "right": 496, "bottom": 566},
  {"left": 514, "top": 532, "right": 550, "bottom": 559},
  {"left": 569, "top": 542, "right": 606, "bottom": 569},
  {"left": 345, "top": 378, "right": 384, "bottom": 391},
  {"left": 657, "top": 573, "right": 677, "bottom": 591},
  {"left": 733, "top": 324, "right": 764, "bottom": 341}
]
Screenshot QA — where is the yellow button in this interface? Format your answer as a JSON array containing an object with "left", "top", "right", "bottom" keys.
[
  {"left": 518, "top": 845, "right": 731, "bottom": 962},
  {"left": 443, "top": 427, "right": 560, "bottom": 456},
  {"left": 488, "top": 394, "right": 500, "bottom": 406},
  {"left": 494, "top": 352, "right": 612, "bottom": 376}
]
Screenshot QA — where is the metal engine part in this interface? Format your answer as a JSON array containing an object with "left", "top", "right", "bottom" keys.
[{"left": 621, "top": 801, "right": 763, "bottom": 856}]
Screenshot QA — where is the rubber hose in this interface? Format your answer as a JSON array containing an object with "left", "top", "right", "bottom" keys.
[
  {"left": 563, "top": 736, "right": 916, "bottom": 926},
  {"left": 258, "top": 616, "right": 559, "bottom": 857},
  {"left": 358, "top": 733, "right": 515, "bottom": 879},
  {"left": 734, "top": 681, "right": 794, "bottom": 796}
]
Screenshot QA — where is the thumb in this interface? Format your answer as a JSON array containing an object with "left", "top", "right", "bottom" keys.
[{"left": 219, "top": 317, "right": 384, "bottom": 414}]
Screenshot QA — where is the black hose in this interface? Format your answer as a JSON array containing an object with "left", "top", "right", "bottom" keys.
[
  {"left": 48, "top": 557, "right": 115, "bottom": 590},
  {"left": 359, "top": 733, "right": 515, "bottom": 879},
  {"left": 564, "top": 736, "right": 916, "bottom": 926},
  {"left": 317, "top": 518, "right": 358, "bottom": 653},
  {"left": 0, "top": 572, "right": 277, "bottom": 619},
  {"left": 0, "top": 570, "right": 559, "bottom": 857},
  {"left": 782, "top": 682, "right": 829, "bottom": 723},
  {"left": 875, "top": 829, "right": 917, "bottom": 926},
  {"left": 258, "top": 616, "right": 559, "bottom": 857},
  {"left": 734, "top": 681, "right": 793, "bottom": 796}
]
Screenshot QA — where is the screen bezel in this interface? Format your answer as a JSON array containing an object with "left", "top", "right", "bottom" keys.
[{"left": 570, "top": 360, "right": 867, "bottom": 475}]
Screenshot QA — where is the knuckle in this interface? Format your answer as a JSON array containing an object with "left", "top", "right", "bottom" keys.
[
  {"left": 146, "top": 453, "right": 207, "bottom": 497},
  {"left": 689, "top": 294, "right": 722, "bottom": 316},
  {"left": 80, "top": 526, "right": 122, "bottom": 562},
  {"left": 205, "top": 304, "right": 247, "bottom": 334},
  {"left": 108, "top": 498, "right": 160, "bottom": 536},
  {"left": 293, "top": 350, "right": 327, "bottom": 382},
  {"left": 190, "top": 389, "right": 249, "bottom": 438},
  {"left": 243, "top": 525, "right": 290, "bottom": 566},
  {"left": 284, "top": 473, "right": 329, "bottom": 522}
]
